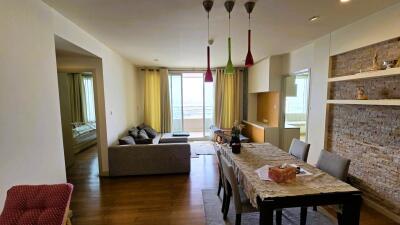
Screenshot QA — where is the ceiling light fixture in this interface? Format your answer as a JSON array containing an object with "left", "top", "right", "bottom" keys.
[
  {"left": 244, "top": 0, "right": 256, "bottom": 67},
  {"left": 309, "top": 16, "right": 320, "bottom": 22},
  {"left": 203, "top": 0, "right": 214, "bottom": 82},
  {"left": 224, "top": 0, "right": 235, "bottom": 75},
  {"left": 340, "top": 0, "right": 351, "bottom": 3}
]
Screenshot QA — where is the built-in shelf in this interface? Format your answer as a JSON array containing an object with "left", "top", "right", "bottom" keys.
[
  {"left": 327, "top": 99, "right": 400, "bottom": 106},
  {"left": 328, "top": 67, "right": 400, "bottom": 82}
]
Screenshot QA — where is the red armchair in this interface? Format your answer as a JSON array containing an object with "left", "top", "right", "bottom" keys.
[{"left": 0, "top": 183, "right": 73, "bottom": 225}]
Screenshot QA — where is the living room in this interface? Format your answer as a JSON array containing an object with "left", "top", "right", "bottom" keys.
[{"left": 0, "top": 1, "right": 399, "bottom": 225}]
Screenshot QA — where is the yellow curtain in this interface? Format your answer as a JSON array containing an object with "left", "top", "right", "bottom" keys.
[
  {"left": 144, "top": 69, "right": 161, "bottom": 132},
  {"left": 215, "top": 69, "right": 242, "bottom": 129}
]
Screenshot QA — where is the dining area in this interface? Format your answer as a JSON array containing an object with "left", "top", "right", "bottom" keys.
[{"left": 212, "top": 139, "right": 362, "bottom": 225}]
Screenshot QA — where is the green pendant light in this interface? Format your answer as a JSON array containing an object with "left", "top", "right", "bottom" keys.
[{"left": 224, "top": 0, "right": 235, "bottom": 75}]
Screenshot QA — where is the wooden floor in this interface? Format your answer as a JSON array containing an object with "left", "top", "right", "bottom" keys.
[{"left": 67, "top": 146, "right": 399, "bottom": 225}]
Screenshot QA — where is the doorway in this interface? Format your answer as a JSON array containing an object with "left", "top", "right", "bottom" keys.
[
  {"left": 282, "top": 70, "right": 310, "bottom": 141},
  {"left": 169, "top": 72, "right": 214, "bottom": 138}
]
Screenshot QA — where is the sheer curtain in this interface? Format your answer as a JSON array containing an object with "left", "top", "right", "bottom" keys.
[
  {"left": 82, "top": 75, "right": 96, "bottom": 122},
  {"left": 144, "top": 69, "right": 161, "bottom": 131}
]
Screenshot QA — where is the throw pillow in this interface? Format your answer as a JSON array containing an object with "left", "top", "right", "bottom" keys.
[
  {"left": 119, "top": 136, "right": 135, "bottom": 145},
  {"left": 143, "top": 126, "right": 158, "bottom": 138},
  {"left": 128, "top": 127, "right": 140, "bottom": 138},
  {"left": 138, "top": 129, "right": 149, "bottom": 139},
  {"left": 137, "top": 123, "right": 148, "bottom": 130}
]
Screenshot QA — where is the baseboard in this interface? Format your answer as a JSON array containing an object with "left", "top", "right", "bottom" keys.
[
  {"left": 99, "top": 170, "right": 109, "bottom": 177},
  {"left": 363, "top": 196, "right": 400, "bottom": 223}
]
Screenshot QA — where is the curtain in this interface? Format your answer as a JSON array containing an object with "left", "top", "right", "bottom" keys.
[
  {"left": 160, "top": 69, "right": 172, "bottom": 133},
  {"left": 214, "top": 69, "right": 242, "bottom": 129},
  {"left": 68, "top": 73, "right": 84, "bottom": 123},
  {"left": 82, "top": 75, "right": 96, "bottom": 122},
  {"left": 144, "top": 69, "right": 161, "bottom": 132}
]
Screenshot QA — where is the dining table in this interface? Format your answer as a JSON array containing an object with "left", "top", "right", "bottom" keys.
[{"left": 217, "top": 142, "right": 362, "bottom": 225}]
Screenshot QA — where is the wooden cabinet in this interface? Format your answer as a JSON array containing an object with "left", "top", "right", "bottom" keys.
[{"left": 248, "top": 56, "right": 282, "bottom": 93}]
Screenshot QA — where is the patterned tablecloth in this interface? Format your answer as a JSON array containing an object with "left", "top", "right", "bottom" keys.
[{"left": 217, "top": 143, "right": 359, "bottom": 208}]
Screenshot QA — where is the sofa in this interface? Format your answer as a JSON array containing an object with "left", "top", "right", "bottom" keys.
[{"left": 108, "top": 124, "right": 191, "bottom": 176}]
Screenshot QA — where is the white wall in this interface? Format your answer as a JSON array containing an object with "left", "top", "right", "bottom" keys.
[
  {"left": 0, "top": 0, "right": 66, "bottom": 210},
  {"left": 281, "top": 2, "right": 400, "bottom": 164},
  {"left": 0, "top": 0, "right": 140, "bottom": 210}
]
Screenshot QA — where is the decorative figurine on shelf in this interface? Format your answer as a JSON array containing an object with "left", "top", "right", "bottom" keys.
[
  {"left": 230, "top": 121, "right": 243, "bottom": 154},
  {"left": 372, "top": 52, "right": 383, "bottom": 71},
  {"left": 395, "top": 56, "right": 400, "bottom": 68},
  {"left": 357, "top": 86, "right": 368, "bottom": 100}
]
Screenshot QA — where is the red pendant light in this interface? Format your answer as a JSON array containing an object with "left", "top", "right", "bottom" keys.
[
  {"left": 203, "top": 0, "right": 213, "bottom": 82},
  {"left": 244, "top": 1, "right": 255, "bottom": 67},
  {"left": 205, "top": 46, "right": 213, "bottom": 82}
]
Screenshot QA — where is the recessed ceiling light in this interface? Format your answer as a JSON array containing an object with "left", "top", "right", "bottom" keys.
[
  {"left": 308, "top": 16, "right": 320, "bottom": 22},
  {"left": 340, "top": 0, "right": 351, "bottom": 3}
]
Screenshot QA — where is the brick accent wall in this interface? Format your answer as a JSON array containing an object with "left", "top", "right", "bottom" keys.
[
  {"left": 327, "top": 105, "right": 400, "bottom": 215},
  {"left": 331, "top": 37, "right": 400, "bottom": 77},
  {"left": 327, "top": 37, "right": 400, "bottom": 217}
]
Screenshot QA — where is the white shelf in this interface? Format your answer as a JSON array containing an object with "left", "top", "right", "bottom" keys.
[
  {"left": 328, "top": 67, "right": 400, "bottom": 82},
  {"left": 327, "top": 99, "right": 400, "bottom": 106}
]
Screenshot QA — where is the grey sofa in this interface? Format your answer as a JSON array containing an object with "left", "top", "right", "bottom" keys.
[{"left": 109, "top": 143, "right": 190, "bottom": 176}]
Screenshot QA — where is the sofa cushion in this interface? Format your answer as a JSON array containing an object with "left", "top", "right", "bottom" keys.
[
  {"left": 160, "top": 133, "right": 188, "bottom": 143},
  {"left": 143, "top": 126, "right": 158, "bottom": 138},
  {"left": 134, "top": 138, "right": 153, "bottom": 145},
  {"left": 119, "top": 136, "right": 135, "bottom": 145},
  {"left": 128, "top": 127, "right": 140, "bottom": 138}
]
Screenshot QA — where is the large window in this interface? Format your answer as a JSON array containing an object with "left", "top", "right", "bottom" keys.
[{"left": 169, "top": 72, "right": 215, "bottom": 138}]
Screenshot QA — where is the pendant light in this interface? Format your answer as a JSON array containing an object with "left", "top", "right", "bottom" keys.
[
  {"left": 244, "top": 1, "right": 255, "bottom": 67},
  {"left": 203, "top": 0, "right": 214, "bottom": 82},
  {"left": 224, "top": 0, "right": 235, "bottom": 75}
]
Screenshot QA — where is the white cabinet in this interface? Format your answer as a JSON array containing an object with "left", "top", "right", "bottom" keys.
[{"left": 248, "top": 56, "right": 282, "bottom": 93}]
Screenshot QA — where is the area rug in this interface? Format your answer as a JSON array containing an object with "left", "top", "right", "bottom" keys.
[
  {"left": 191, "top": 141, "right": 216, "bottom": 156},
  {"left": 202, "top": 189, "right": 336, "bottom": 225}
]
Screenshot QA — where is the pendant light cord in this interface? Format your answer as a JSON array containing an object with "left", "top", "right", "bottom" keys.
[
  {"left": 207, "top": 12, "right": 210, "bottom": 43},
  {"left": 248, "top": 13, "right": 251, "bottom": 29},
  {"left": 229, "top": 13, "right": 231, "bottom": 37}
]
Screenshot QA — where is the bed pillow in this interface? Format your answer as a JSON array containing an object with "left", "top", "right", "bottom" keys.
[
  {"left": 143, "top": 126, "right": 158, "bottom": 138},
  {"left": 128, "top": 127, "right": 140, "bottom": 138},
  {"left": 119, "top": 136, "right": 135, "bottom": 145}
]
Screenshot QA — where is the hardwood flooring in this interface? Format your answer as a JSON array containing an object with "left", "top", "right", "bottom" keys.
[{"left": 67, "top": 146, "right": 399, "bottom": 225}]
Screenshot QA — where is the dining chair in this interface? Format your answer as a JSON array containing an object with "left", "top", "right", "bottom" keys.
[
  {"left": 288, "top": 138, "right": 310, "bottom": 162},
  {"left": 215, "top": 148, "right": 227, "bottom": 213},
  {"left": 220, "top": 155, "right": 258, "bottom": 225},
  {"left": 0, "top": 183, "right": 74, "bottom": 225},
  {"left": 301, "top": 150, "right": 351, "bottom": 225},
  {"left": 275, "top": 139, "right": 311, "bottom": 225}
]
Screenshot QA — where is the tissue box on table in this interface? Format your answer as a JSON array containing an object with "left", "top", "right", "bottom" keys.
[{"left": 268, "top": 165, "right": 296, "bottom": 183}]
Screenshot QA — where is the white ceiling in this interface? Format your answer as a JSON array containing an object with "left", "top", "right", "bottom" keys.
[{"left": 44, "top": 0, "right": 400, "bottom": 68}]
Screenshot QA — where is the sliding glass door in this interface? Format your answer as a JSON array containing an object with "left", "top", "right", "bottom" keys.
[{"left": 169, "top": 72, "right": 214, "bottom": 138}]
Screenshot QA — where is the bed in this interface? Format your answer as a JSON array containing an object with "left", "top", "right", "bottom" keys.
[{"left": 72, "top": 122, "right": 97, "bottom": 154}]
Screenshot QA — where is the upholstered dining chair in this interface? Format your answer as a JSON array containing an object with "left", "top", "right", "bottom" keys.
[
  {"left": 220, "top": 155, "right": 258, "bottom": 225},
  {"left": 216, "top": 147, "right": 224, "bottom": 197},
  {"left": 288, "top": 138, "right": 310, "bottom": 162},
  {"left": 0, "top": 183, "right": 74, "bottom": 225},
  {"left": 275, "top": 139, "right": 311, "bottom": 225},
  {"left": 302, "top": 150, "right": 351, "bottom": 225},
  {"left": 215, "top": 148, "right": 227, "bottom": 213}
]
